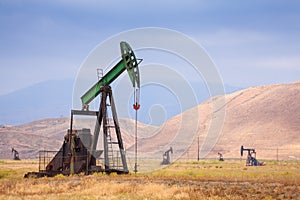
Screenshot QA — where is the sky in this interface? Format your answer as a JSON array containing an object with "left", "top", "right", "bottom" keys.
[{"left": 0, "top": 0, "right": 300, "bottom": 95}]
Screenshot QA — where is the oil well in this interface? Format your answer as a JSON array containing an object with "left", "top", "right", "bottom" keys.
[
  {"left": 25, "top": 42, "right": 141, "bottom": 177},
  {"left": 161, "top": 147, "right": 173, "bottom": 165},
  {"left": 12, "top": 147, "right": 20, "bottom": 160},
  {"left": 240, "top": 145, "right": 265, "bottom": 166},
  {"left": 218, "top": 152, "right": 224, "bottom": 161}
]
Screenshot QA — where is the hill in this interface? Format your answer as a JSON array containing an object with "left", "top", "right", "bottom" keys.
[
  {"left": 124, "top": 81, "right": 300, "bottom": 161},
  {"left": 186, "top": 81, "right": 300, "bottom": 160},
  {"left": 0, "top": 117, "right": 158, "bottom": 159},
  {"left": 1, "top": 81, "right": 299, "bottom": 161}
]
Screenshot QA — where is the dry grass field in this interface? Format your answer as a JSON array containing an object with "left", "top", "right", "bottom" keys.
[{"left": 0, "top": 159, "right": 300, "bottom": 199}]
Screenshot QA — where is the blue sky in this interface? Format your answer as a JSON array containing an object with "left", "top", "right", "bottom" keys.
[{"left": 0, "top": 0, "right": 300, "bottom": 95}]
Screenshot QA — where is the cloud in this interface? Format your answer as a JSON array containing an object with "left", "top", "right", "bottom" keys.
[{"left": 1, "top": 0, "right": 300, "bottom": 94}]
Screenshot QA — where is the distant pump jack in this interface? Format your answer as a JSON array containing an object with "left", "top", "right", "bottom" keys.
[
  {"left": 218, "top": 152, "right": 224, "bottom": 161},
  {"left": 12, "top": 147, "right": 20, "bottom": 160},
  {"left": 161, "top": 147, "right": 173, "bottom": 165},
  {"left": 240, "top": 145, "right": 265, "bottom": 166}
]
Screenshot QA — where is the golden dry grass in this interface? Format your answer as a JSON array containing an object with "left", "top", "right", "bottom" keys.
[{"left": 0, "top": 159, "right": 299, "bottom": 199}]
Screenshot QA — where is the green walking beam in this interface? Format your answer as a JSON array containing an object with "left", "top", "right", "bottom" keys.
[{"left": 81, "top": 41, "right": 141, "bottom": 109}]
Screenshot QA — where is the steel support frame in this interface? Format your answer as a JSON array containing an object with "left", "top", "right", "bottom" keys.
[{"left": 70, "top": 85, "right": 128, "bottom": 174}]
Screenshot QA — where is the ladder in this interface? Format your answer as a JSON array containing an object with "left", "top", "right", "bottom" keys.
[{"left": 105, "top": 116, "right": 121, "bottom": 170}]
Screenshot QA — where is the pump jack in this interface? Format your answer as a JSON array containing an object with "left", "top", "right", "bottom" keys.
[
  {"left": 25, "top": 42, "right": 141, "bottom": 177},
  {"left": 12, "top": 147, "right": 20, "bottom": 160},
  {"left": 218, "top": 152, "right": 224, "bottom": 161},
  {"left": 161, "top": 147, "right": 173, "bottom": 165},
  {"left": 240, "top": 145, "right": 265, "bottom": 166}
]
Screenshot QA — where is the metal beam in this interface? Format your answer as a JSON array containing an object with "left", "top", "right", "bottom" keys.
[{"left": 71, "top": 109, "right": 99, "bottom": 116}]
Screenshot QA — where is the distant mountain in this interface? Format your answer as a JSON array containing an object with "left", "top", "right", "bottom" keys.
[
  {"left": 0, "top": 79, "right": 242, "bottom": 126},
  {"left": 0, "top": 80, "right": 73, "bottom": 125}
]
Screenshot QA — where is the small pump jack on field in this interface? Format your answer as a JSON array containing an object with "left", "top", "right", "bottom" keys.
[
  {"left": 218, "top": 152, "right": 224, "bottom": 161},
  {"left": 161, "top": 147, "right": 173, "bottom": 165},
  {"left": 12, "top": 147, "right": 20, "bottom": 160},
  {"left": 240, "top": 145, "right": 265, "bottom": 166}
]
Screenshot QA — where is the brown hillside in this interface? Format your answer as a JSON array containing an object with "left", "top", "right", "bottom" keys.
[
  {"left": 0, "top": 117, "right": 158, "bottom": 159},
  {"left": 0, "top": 118, "right": 69, "bottom": 159},
  {"left": 125, "top": 81, "right": 300, "bottom": 161},
  {"left": 1, "top": 81, "right": 299, "bottom": 161},
  {"left": 186, "top": 81, "right": 300, "bottom": 160}
]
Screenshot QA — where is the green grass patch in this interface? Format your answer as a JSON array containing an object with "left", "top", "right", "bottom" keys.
[
  {"left": 0, "top": 169, "right": 15, "bottom": 179},
  {"left": 0, "top": 160, "right": 7, "bottom": 164}
]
